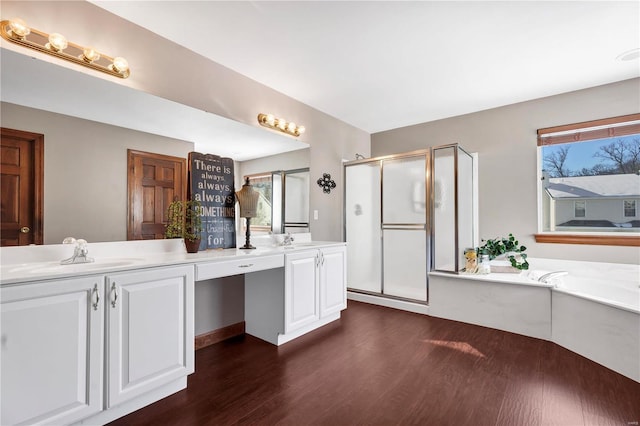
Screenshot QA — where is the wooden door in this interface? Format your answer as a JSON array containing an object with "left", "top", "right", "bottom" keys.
[
  {"left": 0, "top": 128, "right": 43, "bottom": 246},
  {"left": 127, "top": 150, "right": 186, "bottom": 240}
]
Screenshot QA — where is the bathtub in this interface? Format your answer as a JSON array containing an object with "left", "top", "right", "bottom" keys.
[
  {"left": 429, "top": 257, "right": 640, "bottom": 382},
  {"left": 529, "top": 257, "right": 639, "bottom": 313}
]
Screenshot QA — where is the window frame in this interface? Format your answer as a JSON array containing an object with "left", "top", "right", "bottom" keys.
[
  {"left": 573, "top": 200, "right": 586, "bottom": 218},
  {"left": 623, "top": 200, "right": 637, "bottom": 218},
  {"left": 242, "top": 172, "right": 273, "bottom": 232},
  {"left": 535, "top": 113, "right": 640, "bottom": 247}
]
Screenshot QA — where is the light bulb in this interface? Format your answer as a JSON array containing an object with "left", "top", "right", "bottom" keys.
[
  {"left": 297, "top": 126, "right": 306, "bottom": 134},
  {"left": 266, "top": 114, "right": 275, "bottom": 126},
  {"left": 277, "top": 119, "right": 287, "bottom": 130},
  {"left": 82, "top": 47, "right": 100, "bottom": 63},
  {"left": 111, "top": 57, "right": 129, "bottom": 74},
  {"left": 8, "top": 18, "right": 30, "bottom": 39},
  {"left": 287, "top": 122, "right": 297, "bottom": 133},
  {"left": 47, "top": 33, "right": 68, "bottom": 51}
]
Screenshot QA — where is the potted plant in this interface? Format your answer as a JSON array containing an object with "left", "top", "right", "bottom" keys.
[
  {"left": 165, "top": 199, "right": 203, "bottom": 253},
  {"left": 478, "top": 233, "right": 529, "bottom": 271}
]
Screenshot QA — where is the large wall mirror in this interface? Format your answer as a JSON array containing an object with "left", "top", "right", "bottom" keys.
[{"left": 0, "top": 48, "right": 310, "bottom": 245}]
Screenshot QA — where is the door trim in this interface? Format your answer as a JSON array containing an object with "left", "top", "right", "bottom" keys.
[{"left": 1, "top": 127, "right": 44, "bottom": 245}]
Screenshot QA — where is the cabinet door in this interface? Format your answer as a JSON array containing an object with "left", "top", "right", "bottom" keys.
[
  {"left": 106, "top": 265, "right": 194, "bottom": 408},
  {"left": 1, "top": 276, "right": 104, "bottom": 425},
  {"left": 285, "top": 250, "right": 319, "bottom": 333},
  {"left": 319, "top": 246, "right": 347, "bottom": 318}
]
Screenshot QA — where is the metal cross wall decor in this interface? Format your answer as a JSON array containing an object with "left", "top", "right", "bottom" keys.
[{"left": 317, "top": 173, "right": 336, "bottom": 194}]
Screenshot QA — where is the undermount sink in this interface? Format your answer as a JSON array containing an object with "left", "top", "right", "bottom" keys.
[{"left": 8, "top": 258, "right": 144, "bottom": 274}]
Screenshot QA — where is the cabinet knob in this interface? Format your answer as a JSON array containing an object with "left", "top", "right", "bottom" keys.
[{"left": 20, "top": 226, "right": 30, "bottom": 234}]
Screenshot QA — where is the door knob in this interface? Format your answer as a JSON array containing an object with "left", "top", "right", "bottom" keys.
[{"left": 20, "top": 226, "right": 30, "bottom": 233}]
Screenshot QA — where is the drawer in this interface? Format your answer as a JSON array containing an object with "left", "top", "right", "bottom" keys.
[{"left": 195, "top": 254, "right": 284, "bottom": 281}]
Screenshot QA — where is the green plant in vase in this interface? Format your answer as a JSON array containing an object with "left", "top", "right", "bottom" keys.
[
  {"left": 478, "top": 233, "right": 529, "bottom": 270},
  {"left": 165, "top": 199, "right": 203, "bottom": 253}
]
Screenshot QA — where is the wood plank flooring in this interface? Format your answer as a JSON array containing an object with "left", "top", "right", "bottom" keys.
[{"left": 109, "top": 301, "right": 640, "bottom": 426}]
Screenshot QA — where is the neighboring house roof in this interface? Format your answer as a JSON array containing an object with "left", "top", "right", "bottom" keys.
[{"left": 546, "top": 174, "right": 640, "bottom": 199}]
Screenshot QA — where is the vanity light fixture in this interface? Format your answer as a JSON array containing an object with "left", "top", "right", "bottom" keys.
[
  {"left": 0, "top": 17, "right": 130, "bottom": 78},
  {"left": 257, "top": 113, "right": 305, "bottom": 137}
]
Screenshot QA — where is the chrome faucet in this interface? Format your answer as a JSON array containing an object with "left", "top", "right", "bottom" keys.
[
  {"left": 282, "top": 233, "right": 295, "bottom": 246},
  {"left": 538, "top": 271, "right": 568, "bottom": 284},
  {"left": 60, "top": 237, "right": 95, "bottom": 265}
]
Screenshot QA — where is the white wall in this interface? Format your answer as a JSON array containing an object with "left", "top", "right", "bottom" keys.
[
  {"left": 372, "top": 78, "right": 640, "bottom": 264},
  {"left": 1, "top": 102, "right": 194, "bottom": 244}
]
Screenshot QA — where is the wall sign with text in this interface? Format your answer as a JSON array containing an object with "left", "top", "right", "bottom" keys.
[{"left": 189, "top": 152, "right": 236, "bottom": 249}]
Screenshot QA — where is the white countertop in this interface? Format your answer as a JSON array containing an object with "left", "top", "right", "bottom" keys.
[{"left": 0, "top": 237, "right": 346, "bottom": 286}]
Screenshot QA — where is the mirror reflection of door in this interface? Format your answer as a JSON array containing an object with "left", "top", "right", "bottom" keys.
[
  {"left": 127, "top": 149, "right": 186, "bottom": 240},
  {"left": 283, "top": 169, "right": 310, "bottom": 233},
  {"left": 0, "top": 128, "right": 44, "bottom": 246},
  {"left": 245, "top": 168, "right": 310, "bottom": 235}
]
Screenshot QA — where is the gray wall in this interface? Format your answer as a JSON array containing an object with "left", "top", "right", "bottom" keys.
[
  {"left": 372, "top": 78, "right": 640, "bottom": 264},
  {"left": 1, "top": 102, "right": 194, "bottom": 244},
  {"left": 239, "top": 149, "right": 310, "bottom": 179}
]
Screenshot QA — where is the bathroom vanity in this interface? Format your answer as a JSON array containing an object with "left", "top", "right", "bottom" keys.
[{"left": 0, "top": 238, "right": 347, "bottom": 425}]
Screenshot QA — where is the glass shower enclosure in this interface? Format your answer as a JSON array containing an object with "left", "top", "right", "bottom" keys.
[{"left": 344, "top": 144, "right": 475, "bottom": 304}]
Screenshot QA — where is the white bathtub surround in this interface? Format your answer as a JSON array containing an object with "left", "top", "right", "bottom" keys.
[
  {"left": 429, "top": 272, "right": 552, "bottom": 340},
  {"left": 553, "top": 292, "right": 639, "bottom": 384},
  {"left": 429, "top": 257, "right": 640, "bottom": 382}
]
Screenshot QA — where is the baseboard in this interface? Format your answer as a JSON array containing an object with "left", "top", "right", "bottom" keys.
[
  {"left": 195, "top": 321, "right": 245, "bottom": 350},
  {"left": 347, "top": 291, "right": 430, "bottom": 315}
]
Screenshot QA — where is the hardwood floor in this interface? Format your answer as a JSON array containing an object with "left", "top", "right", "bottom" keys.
[{"left": 109, "top": 301, "right": 640, "bottom": 426}]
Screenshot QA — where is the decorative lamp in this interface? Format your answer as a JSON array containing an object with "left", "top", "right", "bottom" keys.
[{"left": 235, "top": 177, "right": 259, "bottom": 249}]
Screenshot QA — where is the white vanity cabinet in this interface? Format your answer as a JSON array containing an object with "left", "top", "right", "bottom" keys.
[
  {"left": 284, "top": 249, "right": 321, "bottom": 333},
  {"left": 105, "top": 265, "right": 194, "bottom": 409},
  {"left": 0, "top": 264, "right": 194, "bottom": 426},
  {"left": 318, "top": 246, "right": 347, "bottom": 318},
  {"left": 245, "top": 244, "right": 347, "bottom": 346},
  {"left": 1, "top": 276, "right": 104, "bottom": 426},
  {"left": 285, "top": 246, "right": 347, "bottom": 332}
]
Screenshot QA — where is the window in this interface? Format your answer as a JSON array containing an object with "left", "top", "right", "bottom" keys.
[
  {"left": 536, "top": 113, "right": 640, "bottom": 246},
  {"left": 244, "top": 173, "right": 272, "bottom": 230},
  {"left": 624, "top": 200, "right": 637, "bottom": 218}
]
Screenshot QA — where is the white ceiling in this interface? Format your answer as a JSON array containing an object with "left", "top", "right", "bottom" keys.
[{"left": 91, "top": 0, "right": 640, "bottom": 134}]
